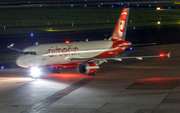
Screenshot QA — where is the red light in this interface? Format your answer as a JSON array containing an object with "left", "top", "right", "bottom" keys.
[
  {"left": 65, "top": 40, "right": 70, "bottom": 44},
  {"left": 159, "top": 54, "right": 164, "bottom": 57}
]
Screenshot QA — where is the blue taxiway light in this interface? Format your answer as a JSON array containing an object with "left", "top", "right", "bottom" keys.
[
  {"left": 168, "top": 7, "right": 171, "bottom": 9},
  {"left": 149, "top": 5, "right": 151, "bottom": 7},
  {"left": 71, "top": 4, "right": 73, "bottom": 7},
  {"left": 31, "top": 33, "right": 33, "bottom": 37},
  {"left": 111, "top": 5, "right": 113, "bottom": 7},
  {"left": 137, "top": 4, "right": 139, "bottom": 6},
  {"left": 133, "top": 27, "right": 136, "bottom": 29},
  {"left": 121, "top": 3, "right": 123, "bottom": 5},
  {"left": 98, "top": 5, "right": 100, "bottom": 7},
  {"left": 84, "top": 5, "right": 87, "bottom": 7},
  {"left": 130, "top": 47, "right": 132, "bottom": 50},
  {"left": 1, "top": 66, "right": 4, "bottom": 69},
  {"left": 118, "top": 3, "right": 120, "bottom": 5},
  {"left": 127, "top": 4, "right": 129, "bottom": 6}
]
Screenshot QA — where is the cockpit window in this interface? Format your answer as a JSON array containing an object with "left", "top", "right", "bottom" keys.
[{"left": 20, "top": 51, "right": 37, "bottom": 55}]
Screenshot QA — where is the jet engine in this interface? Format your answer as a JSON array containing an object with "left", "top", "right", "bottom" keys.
[{"left": 78, "top": 62, "right": 99, "bottom": 75}]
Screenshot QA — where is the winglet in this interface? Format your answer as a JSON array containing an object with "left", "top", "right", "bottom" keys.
[{"left": 167, "top": 52, "right": 171, "bottom": 58}]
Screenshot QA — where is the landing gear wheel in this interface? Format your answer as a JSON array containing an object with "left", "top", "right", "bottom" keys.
[{"left": 57, "top": 67, "right": 63, "bottom": 73}]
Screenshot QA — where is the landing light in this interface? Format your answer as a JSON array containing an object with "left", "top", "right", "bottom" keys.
[
  {"left": 65, "top": 40, "right": 70, "bottom": 44},
  {"left": 31, "top": 67, "right": 40, "bottom": 77}
]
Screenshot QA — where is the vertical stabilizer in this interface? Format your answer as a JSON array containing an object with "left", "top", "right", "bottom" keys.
[{"left": 110, "top": 8, "right": 130, "bottom": 42}]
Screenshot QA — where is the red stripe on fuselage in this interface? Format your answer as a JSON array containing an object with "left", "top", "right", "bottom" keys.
[{"left": 94, "top": 41, "right": 131, "bottom": 58}]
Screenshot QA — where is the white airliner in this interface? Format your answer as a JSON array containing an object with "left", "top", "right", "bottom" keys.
[{"left": 8, "top": 8, "right": 170, "bottom": 77}]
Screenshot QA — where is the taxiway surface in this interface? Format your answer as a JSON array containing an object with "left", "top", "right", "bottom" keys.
[{"left": 0, "top": 43, "right": 179, "bottom": 113}]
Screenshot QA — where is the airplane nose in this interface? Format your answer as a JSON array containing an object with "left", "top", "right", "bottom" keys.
[{"left": 16, "top": 57, "right": 29, "bottom": 68}]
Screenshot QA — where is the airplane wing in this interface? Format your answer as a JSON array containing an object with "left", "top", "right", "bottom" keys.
[{"left": 71, "top": 52, "right": 171, "bottom": 62}]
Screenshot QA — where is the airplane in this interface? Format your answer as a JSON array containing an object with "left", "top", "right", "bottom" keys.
[{"left": 8, "top": 8, "right": 170, "bottom": 78}]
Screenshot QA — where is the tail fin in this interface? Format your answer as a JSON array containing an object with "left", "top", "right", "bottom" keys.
[{"left": 110, "top": 8, "right": 130, "bottom": 42}]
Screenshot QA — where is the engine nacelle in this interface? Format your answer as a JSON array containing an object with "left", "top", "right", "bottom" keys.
[{"left": 78, "top": 62, "right": 99, "bottom": 75}]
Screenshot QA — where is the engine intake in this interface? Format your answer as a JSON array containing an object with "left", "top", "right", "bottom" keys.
[{"left": 78, "top": 62, "right": 99, "bottom": 75}]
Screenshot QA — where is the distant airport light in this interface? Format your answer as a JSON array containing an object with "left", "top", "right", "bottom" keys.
[
  {"left": 84, "top": 5, "right": 87, "bottom": 7},
  {"left": 168, "top": 7, "right": 171, "bottom": 9},
  {"left": 137, "top": 4, "right": 139, "bottom": 6},
  {"left": 157, "top": 7, "right": 161, "bottom": 10},
  {"left": 111, "top": 5, "right": 113, "bottom": 7},
  {"left": 71, "top": 4, "right": 73, "bottom": 7},
  {"left": 65, "top": 40, "right": 70, "bottom": 44},
  {"left": 31, "top": 33, "right": 33, "bottom": 37},
  {"left": 133, "top": 27, "right": 136, "bottom": 29},
  {"left": 118, "top": 3, "right": 120, "bottom": 5},
  {"left": 157, "top": 21, "right": 161, "bottom": 24},
  {"left": 149, "top": 5, "right": 151, "bottom": 7},
  {"left": 98, "top": 5, "right": 100, "bottom": 7},
  {"left": 1, "top": 66, "right": 4, "bottom": 69},
  {"left": 121, "top": 3, "right": 123, "bottom": 5},
  {"left": 127, "top": 4, "right": 129, "bottom": 6}
]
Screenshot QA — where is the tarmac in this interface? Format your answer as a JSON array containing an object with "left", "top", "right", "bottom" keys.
[{"left": 0, "top": 43, "right": 179, "bottom": 113}]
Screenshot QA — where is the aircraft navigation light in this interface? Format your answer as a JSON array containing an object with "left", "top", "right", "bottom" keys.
[
  {"left": 31, "top": 67, "right": 40, "bottom": 77},
  {"left": 1, "top": 66, "right": 4, "bottom": 69},
  {"left": 71, "top": 4, "right": 73, "bottom": 7},
  {"left": 111, "top": 5, "right": 113, "bottom": 7},
  {"left": 137, "top": 4, "right": 139, "bottom": 6},
  {"left": 65, "top": 40, "right": 70, "bottom": 44},
  {"left": 157, "top": 7, "right": 161, "bottom": 10},
  {"left": 159, "top": 53, "right": 164, "bottom": 57}
]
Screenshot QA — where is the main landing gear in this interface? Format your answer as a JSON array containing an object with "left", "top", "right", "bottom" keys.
[
  {"left": 53, "top": 67, "right": 63, "bottom": 73},
  {"left": 89, "top": 70, "right": 98, "bottom": 76}
]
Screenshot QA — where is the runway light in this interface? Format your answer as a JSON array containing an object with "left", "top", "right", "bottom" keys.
[
  {"left": 149, "top": 4, "right": 151, "bottom": 7},
  {"left": 65, "top": 40, "right": 70, "bottom": 44},
  {"left": 137, "top": 4, "right": 139, "bottom": 6},
  {"left": 71, "top": 4, "right": 73, "bottom": 7},
  {"left": 98, "top": 5, "right": 100, "bottom": 7},
  {"left": 31, "top": 67, "right": 40, "bottom": 78},
  {"left": 111, "top": 5, "right": 113, "bottom": 7},
  {"left": 157, "top": 7, "right": 161, "bottom": 10},
  {"left": 31, "top": 33, "right": 33, "bottom": 37},
  {"left": 84, "top": 4, "right": 87, "bottom": 7},
  {"left": 157, "top": 21, "right": 161, "bottom": 24},
  {"left": 1, "top": 66, "right": 4, "bottom": 69}
]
